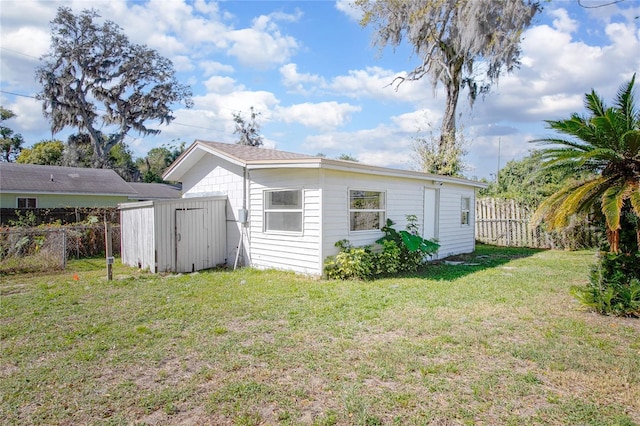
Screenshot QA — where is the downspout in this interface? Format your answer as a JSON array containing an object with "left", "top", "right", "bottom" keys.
[
  {"left": 243, "top": 166, "right": 250, "bottom": 265},
  {"left": 234, "top": 166, "right": 250, "bottom": 269}
]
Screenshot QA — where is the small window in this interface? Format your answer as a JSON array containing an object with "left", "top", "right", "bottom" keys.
[
  {"left": 17, "top": 197, "right": 37, "bottom": 208},
  {"left": 264, "top": 189, "right": 303, "bottom": 233},
  {"left": 349, "top": 190, "right": 385, "bottom": 232},
  {"left": 461, "top": 196, "right": 471, "bottom": 225}
]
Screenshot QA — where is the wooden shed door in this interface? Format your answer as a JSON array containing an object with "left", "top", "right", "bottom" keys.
[{"left": 175, "top": 208, "right": 207, "bottom": 273}]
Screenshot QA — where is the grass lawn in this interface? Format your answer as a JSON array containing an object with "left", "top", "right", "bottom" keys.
[{"left": 1, "top": 245, "right": 639, "bottom": 425}]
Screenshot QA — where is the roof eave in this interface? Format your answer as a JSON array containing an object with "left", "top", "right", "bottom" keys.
[{"left": 163, "top": 140, "right": 247, "bottom": 181}]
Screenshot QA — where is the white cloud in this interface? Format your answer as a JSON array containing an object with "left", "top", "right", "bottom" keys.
[
  {"left": 200, "top": 61, "right": 235, "bottom": 77},
  {"left": 275, "top": 102, "right": 361, "bottom": 131},
  {"left": 391, "top": 109, "right": 442, "bottom": 133},
  {"left": 203, "top": 76, "right": 242, "bottom": 94},
  {"left": 303, "top": 124, "right": 414, "bottom": 168},
  {"left": 549, "top": 8, "right": 578, "bottom": 33},
  {"left": 225, "top": 13, "right": 300, "bottom": 69},
  {"left": 280, "top": 63, "right": 326, "bottom": 95},
  {"left": 335, "top": 0, "right": 362, "bottom": 22}
]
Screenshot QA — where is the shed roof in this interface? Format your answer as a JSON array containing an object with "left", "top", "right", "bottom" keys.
[
  {"left": 164, "top": 140, "right": 487, "bottom": 189},
  {"left": 0, "top": 163, "right": 137, "bottom": 196},
  {"left": 128, "top": 182, "right": 182, "bottom": 200}
]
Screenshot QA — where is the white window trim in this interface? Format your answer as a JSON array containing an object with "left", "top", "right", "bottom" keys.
[
  {"left": 263, "top": 188, "right": 304, "bottom": 235},
  {"left": 17, "top": 197, "right": 37, "bottom": 208},
  {"left": 461, "top": 196, "right": 471, "bottom": 226},
  {"left": 348, "top": 189, "right": 386, "bottom": 233}
]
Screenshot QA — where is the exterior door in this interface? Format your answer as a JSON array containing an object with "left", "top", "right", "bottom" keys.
[{"left": 175, "top": 208, "right": 207, "bottom": 273}]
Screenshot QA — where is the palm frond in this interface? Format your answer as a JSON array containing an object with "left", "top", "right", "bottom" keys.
[
  {"left": 615, "top": 73, "right": 637, "bottom": 127},
  {"left": 585, "top": 89, "right": 606, "bottom": 118},
  {"left": 629, "top": 182, "right": 640, "bottom": 217},
  {"left": 531, "top": 178, "right": 603, "bottom": 229},
  {"left": 622, "top": 130, "right": 640, "bottom": 158},
  {"left": 602, "top": 184, "right": 626, "bottom": 231}
]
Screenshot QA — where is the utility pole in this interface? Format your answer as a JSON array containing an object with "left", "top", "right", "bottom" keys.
[{"left": 496, "top": 137, "right": 501, "bottom": 182}]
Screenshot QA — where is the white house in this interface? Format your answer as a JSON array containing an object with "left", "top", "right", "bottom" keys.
[{"left": 144, "top": 140, "right": 486, "bottom": 275}]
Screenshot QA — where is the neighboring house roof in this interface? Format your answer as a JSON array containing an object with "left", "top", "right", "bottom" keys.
[
  {"left": 128, "top": 182, "right": 182, "bottom": 200},
  {"left": 0, "top": 163, "right": 138, "bottom": 196},
  {"left": 164, "top": 140, "right": 488, "bottom": 188}
]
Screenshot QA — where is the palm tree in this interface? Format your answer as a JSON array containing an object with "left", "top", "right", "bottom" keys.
[{"left": 532, "top": 74, "right": 640, "bottom": 254}]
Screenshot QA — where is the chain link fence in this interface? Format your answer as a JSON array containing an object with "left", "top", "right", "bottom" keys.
[{"left": 0, "top": 225, "right": 121, "bottom": 274}]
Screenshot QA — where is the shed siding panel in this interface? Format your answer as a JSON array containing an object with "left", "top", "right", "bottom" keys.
[
  {"left": 248, "top": 169, "right": 321, "bottom": 274},
  {"left": 120, "top": 204, "right": 156, "bottom": 272}
]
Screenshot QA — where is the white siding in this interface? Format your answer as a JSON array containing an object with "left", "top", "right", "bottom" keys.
[
  {"left": 435, "top": 185, "right": 476, "bottom": 258},
  {"left": 321, "top": 170, "right": 425, "bottom": 261},
  {"left": 321, "top": 170, "right": 477, "bottom": 263},
  {"left": 248, "top": 168, "right": 322, "bottom": 274},
  {"left": 181, "top": 156, "right": 246, "bottom": 265}
]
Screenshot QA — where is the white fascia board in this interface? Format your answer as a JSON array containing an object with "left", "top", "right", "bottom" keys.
[
  {"left": 246, "top": 159, "right": 487, "bottom": 188},
  {"left": 163, "top": 142, "right": 247, "bottom": 181}
]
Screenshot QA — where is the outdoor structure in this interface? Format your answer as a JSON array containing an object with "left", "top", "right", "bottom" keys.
[
  {"left": 0, "top": 163, "right": 182, "bottom": 209},
  {"left": 119, "top": 196, "right": 226, "bottom": 273},
  {"left": 137, "top": 140, "right": 486, "bottom": 275}
]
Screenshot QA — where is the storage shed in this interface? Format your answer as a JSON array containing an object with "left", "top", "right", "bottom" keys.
[{"left": 119, "top": 196, "right": 227, "bottom": 273}]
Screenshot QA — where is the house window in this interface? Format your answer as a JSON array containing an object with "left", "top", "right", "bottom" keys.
[
  {"left": 17, "top": 197, "right": 37, "bottom": 208},
  {"left": 264, "top": 189, "right": 303, "bottom": 233},
  {"left": 461, "top": 196, "right": 471, "bottom": 225},
  {"left": 349, "top": 190, "right": 385, "bottom": 232}
]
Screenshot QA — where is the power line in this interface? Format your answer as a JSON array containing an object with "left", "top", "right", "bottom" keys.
[
  {"left": 0, "top": 90, "right": 38, "bottom": 99},
  {"left": 0, "top": 47, "right": 41, "bottom": 60},
  {"left": 0, "top": 89, "right": 223, "bottom": 132}
]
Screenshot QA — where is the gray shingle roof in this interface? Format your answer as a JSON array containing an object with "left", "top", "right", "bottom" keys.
[
  {"left": 0, "top": 163, "right": 137, "bottom": 195},
  {"left": 197, "top": 140, "right": 319, "bottom": 163},
  {"left": 128, "top": 182, "right": 182, "bottom": 199}
]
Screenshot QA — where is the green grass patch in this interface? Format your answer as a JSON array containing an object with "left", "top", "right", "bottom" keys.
[{"left": 1, "top": 245, "right": 638, "bottom": 425}]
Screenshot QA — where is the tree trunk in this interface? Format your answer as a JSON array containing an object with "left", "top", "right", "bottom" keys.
[
  {"left": 437, "top": 59, "right": 463, "bottom": 175},
  {"left": 607, "top": 228, "right": 620, "bottom": 253}
]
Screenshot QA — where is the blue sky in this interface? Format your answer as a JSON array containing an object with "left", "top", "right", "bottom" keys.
[{"left": 1, "top": 0, "right": 639, "bottom": 179}]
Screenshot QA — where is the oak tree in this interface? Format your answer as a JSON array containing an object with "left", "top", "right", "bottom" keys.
[
  {"left": 36, "top": 7, "right": 193, "bottom": 168},
  {"left": 357, "top": 0, "right": 540, "bottom": 175}
]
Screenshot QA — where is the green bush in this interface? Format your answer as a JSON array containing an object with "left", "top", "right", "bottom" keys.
[
  {"left": 571, "top": 252, "right": 640, "bottom": 317},
  {"left": 324, "top": 217, "right": 440, "bottom": 280},
  {"left": 324, "top": 240, "right": 374, "bottom": 280}
]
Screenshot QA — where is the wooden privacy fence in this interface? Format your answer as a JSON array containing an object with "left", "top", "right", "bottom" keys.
[{"left": 475, "top": 198, "right": 601, "bottom": 249}]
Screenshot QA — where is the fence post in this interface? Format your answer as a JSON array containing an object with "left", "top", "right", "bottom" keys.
[
  {"left": 62, "top": 228, "right": 67, "bottom": 270},
  {"left": 105, "top": 220, "right": 113, "bottom": 281}
]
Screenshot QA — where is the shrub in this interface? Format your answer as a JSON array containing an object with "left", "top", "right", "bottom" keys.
[
  {"left": 376, "top": 217, "right": 440, "bottom": 274},
  {"left": 324, "top": 217, "right": 440, "bottom": 280},
  {"left": 571, "top": 252, "right": 640, "bottom": 317},
  {"left": 324, "top": 240, "right": 374, "bottom": 280}
]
